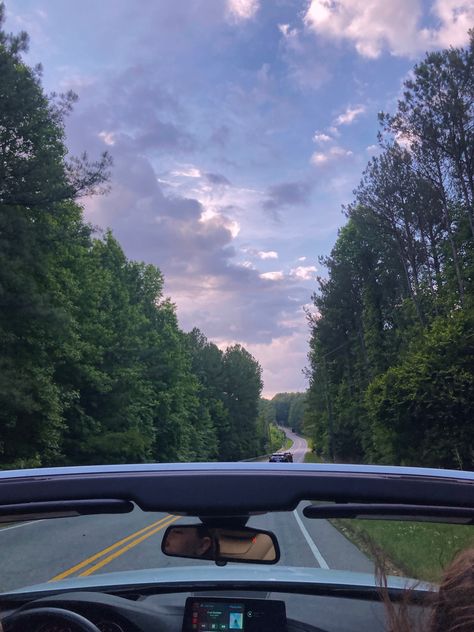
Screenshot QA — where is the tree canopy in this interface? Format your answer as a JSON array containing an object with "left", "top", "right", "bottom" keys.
[
  {"left": 260, "top": 393, "right": 307, "bottom": 434},
  {"left": 305, "top": 33, "right": 474, "bottom": 470}
]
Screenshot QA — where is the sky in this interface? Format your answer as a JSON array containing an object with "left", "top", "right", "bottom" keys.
[{"left": 6, "top": 0, "right": 474, "bottom": 397}]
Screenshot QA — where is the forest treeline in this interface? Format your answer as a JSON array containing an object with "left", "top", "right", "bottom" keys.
[
  {"left": 260, "top": 393, "right": 306, "bottom": 434},
  {"left": 0, "top": 7, "right": 267, "bottom": 468},
  {"left": 305, "top": 34, "right": 474, "bottom": 470}
]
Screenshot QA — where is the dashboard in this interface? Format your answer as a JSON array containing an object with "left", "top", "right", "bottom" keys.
[
  {"left": 1, "top": 589, "right": 390, "bottom": 632},
  {"left": 3, "top": 593, "right": 295, "bottom": 632}
]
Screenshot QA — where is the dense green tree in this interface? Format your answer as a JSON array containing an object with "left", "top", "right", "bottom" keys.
[
  {"left": 184, "top": 329, "right": 226, "bottom": 461},
  {"left": 58, "top": 234, "right": 158, "bottom": 464},
  {"left": 268, "top": 392, "right": 306, "bottom": 432},
  {"left": 220, "top": 345, "right": 263, "bottom": 460},
  {"left": 366, "top": 310, "right": 474, "bottom": 469},
  {"left": 272, "top": 393, "right": 293, "bottom": 426},
  {"left": 288, "top": 394, "right": 306, "bottom": 432},
  {"left": 0, "top": 5, "right": 109, "bottom": 468},
  {"left": 306, "top": 35, "right": 474, "bottom": 468}
]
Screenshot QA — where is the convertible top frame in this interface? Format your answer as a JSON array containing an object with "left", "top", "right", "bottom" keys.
[{"left": 0, "top": 463, "right": 472, "bottom": 516}]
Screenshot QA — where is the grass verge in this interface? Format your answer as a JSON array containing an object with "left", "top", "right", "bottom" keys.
[
  {"left": 303, "top": 436, "right": 324, "bottom": 462},
  {"left": 332, "top": 518, "right": 474, "bottom": 582},
  {"left": 304, "top": 451, "right": 324, "bottom": 463},
  {"left": 268, "top": 424, "right": 285, "bottom": 452},
  {"left": 282, "top": 435, "right": 293, "bottom": 450}
]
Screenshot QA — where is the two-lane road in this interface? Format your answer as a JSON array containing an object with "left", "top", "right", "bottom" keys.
[
  {"left": 277, "top": 427, "right": 308, "bottom": 462},
  {"left": 1, "top": 499, "right": 373, "bottom": 594}
]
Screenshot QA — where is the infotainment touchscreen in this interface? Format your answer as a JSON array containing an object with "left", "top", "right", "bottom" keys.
[{"left": 182, "top": 597, "right": 286, "bottom": 632}]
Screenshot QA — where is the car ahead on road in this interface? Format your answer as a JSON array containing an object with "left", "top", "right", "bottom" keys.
[
  {"left": 269, "top": 452, "right": 293, "bottom": 462},
  {"left": 0, "top": 463, "right": 473, "bottom": 632}
]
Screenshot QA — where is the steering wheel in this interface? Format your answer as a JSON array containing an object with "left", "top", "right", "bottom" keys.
[{"left": 3, "top": 606, "right": 101, "bottom": 632}]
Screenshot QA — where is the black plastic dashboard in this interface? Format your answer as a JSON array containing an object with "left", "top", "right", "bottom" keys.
[{"left": 0, "top": 585, "right": 399, "bottom": 632}]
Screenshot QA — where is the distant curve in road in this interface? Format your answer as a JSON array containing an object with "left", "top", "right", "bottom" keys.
[{"left": 277, "top": 427, "right": 308, "bottom": 463}]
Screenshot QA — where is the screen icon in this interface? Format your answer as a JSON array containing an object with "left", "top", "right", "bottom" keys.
[{"left": 229, "top": 612, "right": 243, "bottom": 630}]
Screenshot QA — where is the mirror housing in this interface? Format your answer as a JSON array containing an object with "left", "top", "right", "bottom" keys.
[{"left": 162, "top": 523, "right": 280, "bottom": 564}]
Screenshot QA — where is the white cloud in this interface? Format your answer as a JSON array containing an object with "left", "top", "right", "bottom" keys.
[
  {"left": 278, "top": 23, "right": 302, "bottom": 51},
  {"left": 422, "top": 0, "right": 474, "bottom": 49},
  {"left": 304, "top": 0, "right": 474, "bottom": 58},
  {"left": 200, "top": 208, "right": 240, "bottom": 238},
  {"left": 303, "top": 302, "right": 320, "bottom": 321},
  {"left": 260, "top": 271, "right": 285, "bottom": 281},
  {"left": 98, "top": 131, "right": 116, "bottom": 146},
  {"left": 171, "top": 166, "right": 202, "bottom": 178},
  {"left": 226, "top": 219, "right": 241, "bottom": 239},
  {"left": 330, "top": 146, "right": 353, "bottom": 157},
  {"left": 313, "top": 132, "right": 332, "bottom": 143},
  {"left": 257, "top": 250, "right": 279, "bottom": 260},
  {"left": 304, "top": 0, "right": 421, "bottom": 57},
  {"left": 311, "top": 152, "right": 329, "bottom": 165},
  {"left": 278, "top": 23, "right": 299, "bottom": 39},
  {"left": 240, "top": 260, "right": 255, "bottom": 269},
  {"left": 311, "top": 145, "right": 353, "bottom": 166},
  {"left": 291, "top": 265, "right": 317, "bottom": 280},
  {"left": 366, "top": 144, "right": 378, "bottom": 153},
  {"left": 298, "top": 256, "right": 307, "bottom": 262},
  {"left": 227, "top": 0, "right": 259, "bottom": 21},
  {"left": 335, "top": 105, "right": 366, "bottom": 126}
]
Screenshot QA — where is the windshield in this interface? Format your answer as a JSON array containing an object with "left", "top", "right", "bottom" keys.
[{"left": 1, "top": 500, "right": 472, "bottom": 594}]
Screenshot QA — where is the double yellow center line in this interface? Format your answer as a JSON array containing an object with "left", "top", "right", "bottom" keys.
[{"left": 50, "top": 514, "right": 179, "bottom": 582}]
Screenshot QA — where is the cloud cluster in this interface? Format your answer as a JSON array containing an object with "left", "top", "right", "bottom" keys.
[
  {"left": 428, "top": 0, "right": 474, "bottom": 49},
  {"left": 258, "top": 250, "right": 278, "bottom": 260},
  {"left": 290, "top": 265, "right": 317, "bottom": 281},
  {"left": 310, "top": 104, "right": 364, "bottom": 167},
  {"left": 260, "top": 270, "right": 284, "bottom": 281},
  {"left": 20, "top": 0, "right": 349, "bottom": 395},
  {"left": 311, "top": 145, "right": 353, "bottom": 166},
  {"left": 304, "top": 0, "right": 474, "bottom": 58},
  {"left": 60, "top": 60, "right": 314, "bottom": 362},
  {"left": 313, "top": 132, "right": 332, "bottom": 143},
  {"left": 227, "top": 0, "right": 260, "bottom": 21},
  {"left": 84, "top": 145, "right": 311, "bottom": 348},
  {"left": 335, "top": 105, "right": 366, "bottom": 126}
]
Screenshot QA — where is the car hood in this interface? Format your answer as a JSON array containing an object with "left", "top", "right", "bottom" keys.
[{"left": 1, "top": 565, "right": 433, "bottom": 599}]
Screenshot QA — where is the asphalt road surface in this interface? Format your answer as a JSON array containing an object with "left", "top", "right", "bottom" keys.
[{"left": 277, "top": 427, "right": 308, "bottom": 462}]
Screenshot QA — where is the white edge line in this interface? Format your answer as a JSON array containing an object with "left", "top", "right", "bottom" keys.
[
  {"left": 0, "top": 520, "right": 44, "bottom": 534},
  {"left": 293, "top": 509, "right": 329, "bottom": 569}
]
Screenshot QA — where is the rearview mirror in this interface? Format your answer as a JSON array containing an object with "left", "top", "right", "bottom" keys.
[{"left": 162, "top": 524, "right": 280, "bottom": 564}]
